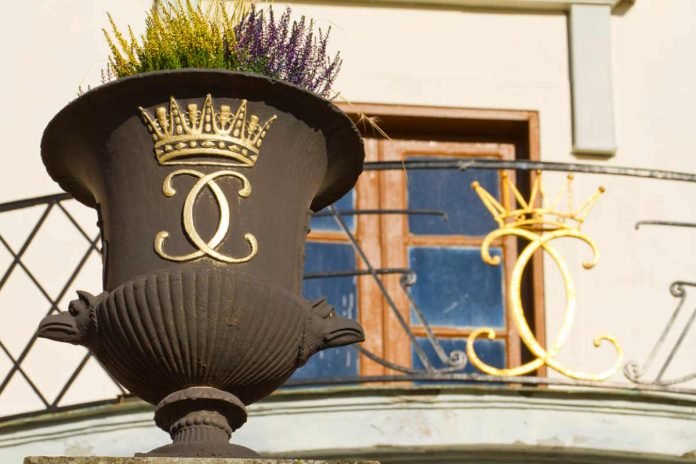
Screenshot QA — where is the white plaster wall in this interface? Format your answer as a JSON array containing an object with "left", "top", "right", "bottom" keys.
[
  {"left": 0, "top": 0, "right": 151, "bottom": 418},
  {"left": 602, "top": 0, "right": 696, "bottom": 383},
  {"left": 540, "top": 0, "right": 696, "bottom": 384},
  {"left": 291, "top": 3, "right": 572, "bottom": 163},
  {"left": 0, "top": 0, "right": 152, "bottom": 203},
  {"left": 1, "top": 0, "right": 573, "bottom": 203}
]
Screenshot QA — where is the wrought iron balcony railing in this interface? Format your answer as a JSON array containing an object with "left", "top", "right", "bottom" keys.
[{"left": 1, "top": 159, "right": 696, "bottom": 422}]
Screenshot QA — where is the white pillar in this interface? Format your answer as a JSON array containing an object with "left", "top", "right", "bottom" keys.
[{"left": 568, "top": 4, "right": 617, "bottom": 157}]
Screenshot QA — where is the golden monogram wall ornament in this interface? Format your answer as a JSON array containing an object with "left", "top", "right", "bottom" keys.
[
  {"left": 468, "top": 172, "right": 623, "bottom": 381},
  {"left": 139, "top": 94, "right": 277, "bottom": 263}
]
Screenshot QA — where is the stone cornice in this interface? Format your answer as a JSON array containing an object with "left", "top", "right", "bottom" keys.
[
  {"left": 282, "top": 0, "right": 634, "bottom": 13},
  {"left": 1, "top": 386, "right": 695, "bottom": 459}
]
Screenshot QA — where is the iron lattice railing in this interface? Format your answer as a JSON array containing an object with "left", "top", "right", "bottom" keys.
[
  {"left": 2, "top": 159, "right": 696, "bottom": 421},
  {"left": 0, "top": 193, "right": 126, "bottom": 417}
]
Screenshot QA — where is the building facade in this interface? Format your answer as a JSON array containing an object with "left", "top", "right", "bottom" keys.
[{"left": 1, "top": 0, "right": 696, "bottom": 462}]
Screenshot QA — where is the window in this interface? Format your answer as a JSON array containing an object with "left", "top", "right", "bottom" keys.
[
  {"left": 292, "top": 104, "right": 545, "bottom": 381},
  {"left": 293, "top": 192, "right": 360, "bottom": 380}
]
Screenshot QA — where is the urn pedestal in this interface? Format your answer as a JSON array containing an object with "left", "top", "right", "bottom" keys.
[{"left": 36, "top": 70, "right": 366, "bottom": 458}]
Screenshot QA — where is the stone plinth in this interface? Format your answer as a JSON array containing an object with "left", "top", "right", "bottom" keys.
[{"left": 25, "top": 459, "right": 376, "bottom": 464}]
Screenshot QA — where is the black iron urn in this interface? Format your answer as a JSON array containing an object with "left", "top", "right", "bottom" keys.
[{"left": 36, "top": 70, "right": 365, "bottom": 457}]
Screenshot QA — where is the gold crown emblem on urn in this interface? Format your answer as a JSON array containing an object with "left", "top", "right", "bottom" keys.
[{"left": 139, "top": 94, "right": 277, "bottom": 167}]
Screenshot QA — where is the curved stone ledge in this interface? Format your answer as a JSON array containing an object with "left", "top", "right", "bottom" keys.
[{"left": 4, "top": 386, "right": 696, "bottom": 463}]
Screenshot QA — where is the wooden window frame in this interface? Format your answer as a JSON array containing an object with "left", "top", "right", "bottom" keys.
[
  {"left": 308, "top": 102, "right": 545, "bottom": 378},
  {"left": 378, "top": 140, "right": 520, "bottom": 371}
]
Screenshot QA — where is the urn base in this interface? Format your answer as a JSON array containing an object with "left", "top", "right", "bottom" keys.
[
  {"left": 139, "top": 386, "right": 257, "bottom": 458},
  {"left": 25, "top": 458, "right": 379, "bottom": 463},
  {"left": 140, "top": 442, "right": 259, "bottom": 459}
]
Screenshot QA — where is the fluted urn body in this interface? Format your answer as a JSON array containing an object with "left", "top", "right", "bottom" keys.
[{"left": 37, "top": 70, "right": 365, "bottom": 457}]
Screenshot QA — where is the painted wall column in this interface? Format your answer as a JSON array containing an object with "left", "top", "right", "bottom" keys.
[{"left": 568, "top": 4, "right": 616, "bottom": 157}]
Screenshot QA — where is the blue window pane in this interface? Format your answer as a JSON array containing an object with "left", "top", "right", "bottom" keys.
[
  {"left": 407, "top": 160, "right": 499, "bottom": 236},
  {"left": 412, "top": 337, "right": 506, "bottom": 374},
  {"left": 290, "top": 345, "right": 359, "bottom": 381},
  {"left": 409, "top": 246, "right": 505, "bottom": 328},
  {"left": 292, "top": 242, "right": 359, "bottom": 380},
  {"left": 310, "top": 190, "right": 355, "bottom": 232},
  {"left": 302, "top": 242, "right": 358, "bottom": 320}
]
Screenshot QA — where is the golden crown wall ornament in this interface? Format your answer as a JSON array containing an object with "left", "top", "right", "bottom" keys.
[
  {"left": 467, "top": 171, "right": 623, "bottom": 381},
  {"left": 472, "top": 172, "right": 605, "bottom": 232}
]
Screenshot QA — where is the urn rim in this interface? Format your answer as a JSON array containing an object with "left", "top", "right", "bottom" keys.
[{"left": 41, "top": 69, "right": 364, "bottom": 212}]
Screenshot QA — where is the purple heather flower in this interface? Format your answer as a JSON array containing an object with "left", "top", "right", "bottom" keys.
[{"left": 232, "top": 6, "right": 341, "bottom": 98}]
